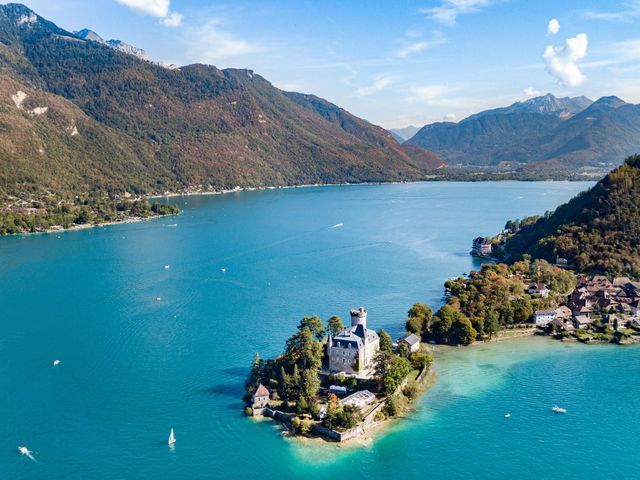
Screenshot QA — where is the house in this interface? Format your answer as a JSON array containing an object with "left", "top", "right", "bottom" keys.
[
  {"left": 555, "top": 306, "right": 572, "bottom": 320},
  {"left": 534, "top": 309, "right": 556, "bottom": 326},
  {"left": 551, "top": 317, "right": 574, "bottom": 332},
  {"left": 398, "top": 333, "right": 421, "bottom": 353},
  {"left": 528, "top": 283, "right": 549, "bottom": 297},
  {"left": 327, "top": 308, "right": 380, "bottom": 376},
  {"left": 471, "top": 237, "right": 492, "bottom": 257},
  {"left": 573, "top": 315, "right": 592, "bottom": 329},
  {"left": 556, "top": 256, "right": 568, "bottom": 267},
  {"left": 252, "top": 384, "right": 270, "bottom": 408}
]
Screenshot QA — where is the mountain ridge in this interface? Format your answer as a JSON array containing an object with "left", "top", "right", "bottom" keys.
[
  {"left": 407, "top": 93, "right": 640, "bottom": 170},
  {"left": 0, "top": 3, "right": 442, "bottom": 203}
]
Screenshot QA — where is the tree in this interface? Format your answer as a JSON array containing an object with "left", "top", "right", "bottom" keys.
[
  {"left": 383, "top": 356, "right": 412, "bottom": 395},
  {"left": 285, "top": 328, "right": 323, "bottom": 370},
  {"left": 450, "top": 312, "right": 477, "bottom": 345},
  {"left": 406, "top": 303, "right": 433, "bottom": 336},
  {"left": 431, "top": 305, "right": 455, "bottom": 343},
  {"left": 301, "top": 369, "right": 320, "bottom": 399},
  {"left": 378, "top": 329, "right": 394, "bottom": 352},
  {"left": 374, "top": 350, "right": 394, "bottom": 380},
  {"left": 298, "top": 316, "right": 325, "bottom": 341},
  {"left": 484, "top": 308, "right": 500, "bottom": 339},
  {"left": 326, "top": 315, "right": 344, "bottom": 336},
  {"left": 409, "top": 351, "right": 433, "bottom": 370},
  {"left": 246, "top": 352, "right": 262, "bottom": 390}
]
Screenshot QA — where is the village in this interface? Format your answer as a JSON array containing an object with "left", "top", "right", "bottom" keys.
[
  {"left": 246, "top": 308, "right": 434, "bottom": 442},
  {"left": 471, "top": 235, "right": 640, "bottom": 344},
  {"left": 534, "top": 275, "right": 640, "bottom": 343}
]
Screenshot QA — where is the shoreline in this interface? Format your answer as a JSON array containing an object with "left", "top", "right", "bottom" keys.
[{"left": 8, "top": 213, "right": 177, "bottom": 238}]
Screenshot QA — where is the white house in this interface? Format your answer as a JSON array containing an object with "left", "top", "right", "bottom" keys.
[
  {"left": 252, "top": 384, "right": 270, "bottom": 408},
  {"left": 534, "top": 309, "right": 557, "bottom": 326},
  {"left": 528, "top": 283, "right": 550, "bottom": 297},
  {"left": 398, "top": 333, "right": 421, "bottom": 353}
]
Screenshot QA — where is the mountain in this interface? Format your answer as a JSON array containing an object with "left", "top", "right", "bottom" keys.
[
  {"left": 74, "top": 28, "right": 148, "bottom": 60},
  {"left": 504, "top": 155, "right": 640, "bottom": 278},
  {"left": 389, "top": 125, "right": 421, "bottom": 142},
  {"left": 464, "top": 93, "right": 592, "bottom": 122},
  {"left": 0, "top": 4, "right": 441, "bottom": 203},
  {"left": 406, "top": 94, "right": 640, "bottom": 170}
]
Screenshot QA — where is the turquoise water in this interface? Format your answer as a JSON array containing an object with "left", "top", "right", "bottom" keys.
[{"left": 4, "top": 181, "right": 635, "bottom": 479}]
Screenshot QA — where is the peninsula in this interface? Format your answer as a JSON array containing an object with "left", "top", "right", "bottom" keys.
[{"left": 245, "top": 308, "right": 433, "bottom": 442}]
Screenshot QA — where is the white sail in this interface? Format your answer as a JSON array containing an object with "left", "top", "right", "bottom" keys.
[{"left": 168, "top": 428, "right": 176, "bottom": 445}]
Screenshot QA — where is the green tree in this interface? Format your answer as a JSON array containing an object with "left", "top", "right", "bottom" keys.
[
  {"left": 326, "top": 315, "right": 344, "bottom": 336},
  {"left": 450, "top": 312, "right": 477, "bottom": 345},
  {"left": 378, "top": 329, "right": 394, "bottom": 352},
  {"left": 301, "top": 369, "right": 320, "bottom": 399},
  {"left": 298, "top": 316, "right": 325, "bottom": 341},
  {"left": 383, "top": 356, "right": 412, "bottom": 395},
  {"left": 406, "top": 302, "right": 433, "bottom": 336}
]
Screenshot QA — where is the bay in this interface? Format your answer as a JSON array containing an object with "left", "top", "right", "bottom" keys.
[{"left": 4, "top": 181, "right": 633, "bottom": 479}]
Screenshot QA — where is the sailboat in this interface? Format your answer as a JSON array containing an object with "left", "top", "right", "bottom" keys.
[{"left": 168, "top": 428, "right": 176, "bottom": 445}]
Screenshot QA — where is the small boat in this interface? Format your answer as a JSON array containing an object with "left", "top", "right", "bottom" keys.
[
  {"left": 167, "top": 224, "right": 178, "bottom": 227},
  {"left": 220, "top": 268, "right": 226, "bottom": 273},
  {"left": 552, "top": 405, "right": 567, "bottom": 414},
  {"left": 18, "top": 446, "right": 29, "bottom": 455},
  {"left": 53, "top": 359, "right": 60, "bottom": 366},
  {"left": 168, "top": 428, "right": 176, "bottom": 445},
  {"left": 155, "top": 297, "right": 162, "bottom": 301},
  {"left": 164, "top": 265, "right": 171, "bottom": 269},
  {"left": 504, "top": 413, "right": 511, "bottom": 418}
]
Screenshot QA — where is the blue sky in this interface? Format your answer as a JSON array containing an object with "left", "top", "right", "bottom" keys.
[{"left": 13, "top": 0, "right": 640, "bottom": 128}]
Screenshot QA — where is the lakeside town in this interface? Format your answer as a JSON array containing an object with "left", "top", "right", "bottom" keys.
[{"left": 470, "top": 235, "right": 640, "bottom": 344}]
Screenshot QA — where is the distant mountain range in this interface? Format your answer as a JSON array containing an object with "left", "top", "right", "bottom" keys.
[
  {"left": 389, "top": 125, "right": 421, "bottom": 142},
  {"left": 405, "top": 93, "right": 640, "bottom": 170},
  {"left": 0, "top": 4, "right": 443, "bottom": 202}
]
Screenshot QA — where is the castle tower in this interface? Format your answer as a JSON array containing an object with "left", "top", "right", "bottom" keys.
[{"left": 350, "top": 307, "right": 367, "bottom": 329}]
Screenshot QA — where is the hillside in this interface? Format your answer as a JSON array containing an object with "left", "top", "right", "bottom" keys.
[
  {"left": 406, "top": 94, "right": 640, "bottom": 170},
  {"left": 504, "top": 155, "right": 640, "bottom": 278},
  {"left": 0, "top": 3, "right": 441, "bottom": 204}
]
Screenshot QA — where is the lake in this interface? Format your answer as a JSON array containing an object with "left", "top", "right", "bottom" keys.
[{"left": 5, "top": 181, "right": 637, "bottom": 479}]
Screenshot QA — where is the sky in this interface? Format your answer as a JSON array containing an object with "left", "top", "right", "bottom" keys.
[{"left": 12, "top": 0, "right": 640, "bottom": 128}]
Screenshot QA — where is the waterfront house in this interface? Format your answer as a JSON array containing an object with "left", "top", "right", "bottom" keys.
[
  {"left": 252, "top": 384, "right": 270, "bottom": 408},
  {"left": 327, "top": 308, "right": 380, "bottom": 376},
  {"left": 573, "top": 315, "right": 592, "bottom": 329},
  {"left": 534, "top": 309, "right": 556, "bottom": 326},
  {"left": 398, "top": 333, "right": 421, "bottom": 353},
  {"left": 471, "top": 237, "right": 492, "bottom": 257}
]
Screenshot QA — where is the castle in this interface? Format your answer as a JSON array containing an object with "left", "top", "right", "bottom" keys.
[{"left": 327, "top": 307, "right": 379, "bottom": 376}]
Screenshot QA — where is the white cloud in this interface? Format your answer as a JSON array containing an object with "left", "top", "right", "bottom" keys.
[
  {"left": 356, "top": 76, "right": 397, "bottom": 96},
  {"left": 161, "top": 11, "right": 183, "bottom": 28},
  {"left": 116, "top": 0, "right": 169, "bottom": 17},
  {"left": 547, "top": 18, "right": 560, "bottom": 36},
  {"left": 584, "top": 1, "right": 640, "bottom": 21},
  {"left": 443, "top": 113, "right": 458, "bottom": 121},
  {"left": 543, "top": 33, "right": 588, "bottom": 87},
  {"left": 410, "top": 84, "right": 452, "bottom": 103},
  {"left": 116, "top": 0, "right": 183, "bottom": 28},
  {"left": 523, "top": 86, "right": 541, "bottom": 97},
  {"left": 186, "top": 19, "right": 261, "bottom": 65},
  {"left": 420, "top": 0, "right": 492, "bottom": 27},
  {"left": 396, "top": 38, "right": 446, "bottom": 58}
]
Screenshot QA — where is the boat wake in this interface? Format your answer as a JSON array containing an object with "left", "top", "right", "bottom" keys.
[
  {"left": 329, "top": 223, "right": 344, "bottom": 229},
  {"left": 19, "top": 446, "right": 36, "bottom": 462}
]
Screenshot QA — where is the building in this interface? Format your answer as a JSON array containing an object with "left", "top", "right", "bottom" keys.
[
  {"left": 252, "top": 384, "right": 270, "bottom": 408},
  {"left": 327, "top": 307, "right": 380, "bottom": 375},
  {"left": 471, "top": 237, "right": 492, "bottom": 257},
  {"left": 555, "top": 305, "right": 572, "bottom": 320},
  {"left": 528, "top": 283, "right": 549, "bottom": 297},
  {"left": 339, "top": 390, "right": 376, "bottom": 410},
  {"left": 398, "top": 333, "right": 421, "bottom": 353},
  {"left": 534, "top": 309, "right": 557, "bottom": 326},
  {"left": 573, "top": 315, "right": 592, "bottom": 329}
]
